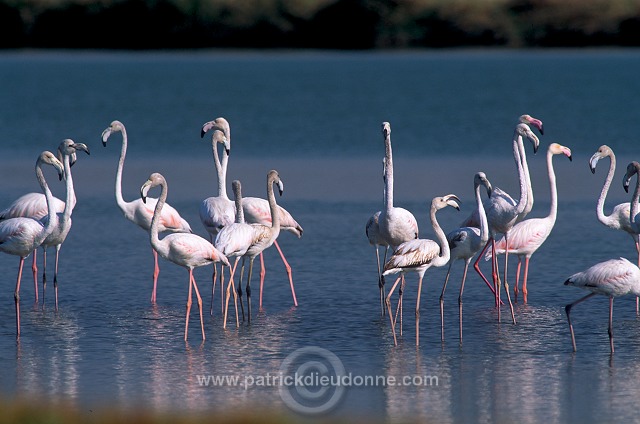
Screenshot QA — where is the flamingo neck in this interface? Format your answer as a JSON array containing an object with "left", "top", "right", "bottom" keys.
[
  {"left": 475, "top": 182, "right": 489, "bottom": 244},
  {"left": 546, "top": 149, "right": 559, "bottom": 224},
  {"left": 213, "top": 140, "right": 229, "bottom": 200},
  {"left": 513, "top": 134, "right": 528, "bottom": 217},
  {"left": 383, "top": 134, "right": 394, "bottom": 214},
  {"left": 114, "top": 127, "right": 128, "bottom": 212},
  {"left": 517, "top": 133, "right": 534, "bottom": 216},
  {"left": 596, "top": 153, "right": 616, "bottom": 226},
  {"left": 431, "top": 205, "right": 450, "bottom": 268},
  {"left": 631, "top": 163, "right": 640, "bottom": 231},
  {"left": 234, "top": 187, "right": 244, "bottom": 224},
  {"left": 35, "top": 161, "right": 57, "bottom": 247},
  {"left": 267, "top": 178, "right": 280, "bottom": 236},
  {"left": 60, "top": 153, "right": 75, "bottom": 231},
  {"left": 149, "top": 179, "right": 167, "bottom": 252}
]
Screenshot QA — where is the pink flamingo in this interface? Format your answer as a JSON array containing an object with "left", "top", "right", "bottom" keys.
[
  {"left": 382, "top": 194, "right": 460, "bottom": 346},
  {"left": 140, "top": 172, "right": 230, "bottom": 342},
  {"left": 199, "top": 119, "right": 233, "bottom": 315},
  {"left": 0, "top": 151, "right": 64, "bottom": 336},
  {"left": 102, "top": 120, "right": 192, "bottom": 304},
  {"left": 486, "top": 143, "right": 573, "bottom": 303},
  {"left": 564, "top": 257, "right": 640, "bottom": 353},
  {"left": 440, "top": 172, "right": 493, "bottom": 343},
  {"left": 590, "top": 145, "right": 640, "bottom": 314}
]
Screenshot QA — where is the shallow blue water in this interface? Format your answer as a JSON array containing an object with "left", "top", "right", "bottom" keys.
[{"left": 0, "top": 49, "right": 640, "bottom": 422}]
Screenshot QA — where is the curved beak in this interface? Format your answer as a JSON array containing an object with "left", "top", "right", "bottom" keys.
[
  {"left": 589, "top": 154, "right": 601, "bottom": 174},
  {"left": 277, "top": 180, "right": 284, "bottom": 197},
  {"left": 101, "top": 128, "right": 111, "bottom": 147},
  {"left": 73, "top": 143, "right": 91, "bottom": 156},
  {"left": 141, "top": 180, "right": 152, "bottom": 203}
]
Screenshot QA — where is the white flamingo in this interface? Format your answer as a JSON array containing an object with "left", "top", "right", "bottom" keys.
[
  {"left": 0, "top": 151, "right": 64, "bottom": 336},
  {"left": 202, "top": 117, "right": 302, "bottom": 310},
  {"left": 486, "top": 143, "right": 573, "bottom": 304},
  {"left": 474, "top": 122, "right": 540, "bottom": 323},
  {"left": 623, "top": 160, "right": 640, "bottom": 232},
  {"left": 140, "top": 172, "right": 230, "bottom": 342},
  {"left": 229, "top": 170, "right": 285, "bottom": 323},
  {"left": 214, "top": 180, "right": 255, "bottom": 328},
  {"left": 198, "top": 120, "right": 233, "bottom": 315},
  {"left": 590, "top": 145, "right": 640, "bottom": 313},
  {"left": 0, "top": 140, "right": 88, "bottom": 306},
  {"left": 440, "top": 172, "right": 493, "bottom": 343},
  {"left": 382, "top": 194, "right": 461, "bottom": 346},
  {"left": 564, "top": 257, "right": 640, "bottom": 353},
  {"left": 102, "top": 120, "right": 192, "bottom": 304}
]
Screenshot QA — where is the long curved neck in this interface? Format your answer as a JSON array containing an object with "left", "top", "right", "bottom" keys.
[
  {"left": 596, "top": 153, "right": 616, "bottom": 225},
  {"left": 115, "top": 127, "right": 128, "bottom": 211},
  {"left": 513, "top": 135, "right": 528, "bottom": 216},
  {"left": 149, "top": 181, "right": 167, "bottom": 251},
  {"left": 61, "top": 154, "right": 75, "bottom": 225},
  {"left": 213, "top": 141, "right": 229, "bottom": 199},
  {"left": 267, "top": 179, "right": 280, "bottom": 234},
  {"left": 475, "top": 183, "right": 489, "bottom": 244},
  {"left": 383, "top": 133, "right": 394, "bottom": 214},
  {"left": 431, "top": 206, "right": 450, "bottom": 267},
  {"left": 631, "top": 165, "right": 640, "bottom": 231},
  {"left": 234, "top": 188, "right": 244, "bottom": 224},
  {"left": 35, "top": 162, "right": 57, "bottom": 246},
  {"left": 518, "top": 133, "right": 534, "bottom": 215},
  {"left": 546, "top": 150, "right": 559, "bottom": 223}
]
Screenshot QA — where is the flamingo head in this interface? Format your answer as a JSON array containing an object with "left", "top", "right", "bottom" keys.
[
  {"left": 201, "top": 117, "right": 230, "bottom": 138},
  {"left": 140, "top": 172, "right": 166, "bottom": 203},
  {"left": 549, "top": 143, "right": 572, "bottom": 161},
  {"left": 623, "top": 161, "right": 640, "bottom": 193},
  {"left": 589, "top": 145, "right": 613, "bottom": 174},
  {"left": 474, "top": 172, "right": 493, "bottom": 197},
  {"left": 433, "top": 194, "right": 461, "bottom": 212},
  {"left": 210, "top": 129, "right": 230, "bottom": 156},
  {"left": 267, "top": 169, "right": 284, "bottom": 197},
  {"left": 381, "top": 122, "right": 391, "bottom": 139},
  {"left": 38, "top": 151, "right": 65, "bottom": 182},
  {"left": 58, "top": 139, "right": 90, "bottom": 168},
  {"left": 102, "top": 120, "right": 124, "bottom": 147},
  {"left": 519, "top": 114, "right": 544, "bottom": 135},
  {"left": 515, "top": 123, "right": 539, "bottom": 154}
]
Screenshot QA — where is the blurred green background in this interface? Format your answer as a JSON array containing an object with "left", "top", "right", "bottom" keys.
[{"left": 2, "top": 0, "right": 640, "bottom": 49}]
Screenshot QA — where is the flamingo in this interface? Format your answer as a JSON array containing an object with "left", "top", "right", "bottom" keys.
[
  {"left": 382, "top": 194, "right": 461, "bottom": 346},
  {"left": 198, "top": 121, "right": 233, "bottom": 315},
  {"left": 590, "top": 145, "right": 640, "bottom": 313},
  {"left": 0, "top": 140, "right": 88, "bottom": 306},
  {"left": 214, "top": 180, "right": 255, "bottom": 328},
  {"left": 440, "top": 172, "right": 493, "bottom": 343},
  {"left": 229, "top": 170, "right": 285, "bottom": 323},
  {"left": 564, "top": 257, "right": 640, "bottom": 353},
  {"left": 201, "top": 117, "right": 302, "bottom": 310},
  {"left": 623, "top": 160, "right": 640, "bottom": 232},
  {"left": 0, "top": 151, "right": 64, "bottom": 336},
  {"left": 486, "top": 143, "right": 573, "bottom": 304},
  {"left": 101, "top": 120, "right": 192, "bottom": 304},
  {"left": 140, "top": 172, "right": 230, "bottom": 342},
  {"left": 475, "top": 122, "right": 540, "bottom": 323}
]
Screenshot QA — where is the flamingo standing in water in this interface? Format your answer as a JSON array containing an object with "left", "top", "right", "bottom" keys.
[
  {"left": 486, "top": 143, "right": 573, "bottom": 303},
  {"left": 102, "top": 120, "right": 192, "bottom": 303},
  {"left": 564, "top": 257, "right": 640, "bottom": 353},
  {"left": 214, "top": 180, "right": 255, "bottom": 328},
  {"left": 590, "top": 145, "right": 640, "bottom": 314},
  {"left": 440, "top": 172, "right": 493, "bottom": 343},
  {"left": 0, "top": 151, "right": 64, "bottom": 336},
  {"left": 140, "top": 172, "right": 230, "bottom": 342},
  {"left": 198, "top": 120, "right": 233, "bottom": 315},
  {"left": 0, "top": 140, "right": 89, "bottom": 307},
  {"left": 382, "top": 194, "right": 461, "bottom": 346}
]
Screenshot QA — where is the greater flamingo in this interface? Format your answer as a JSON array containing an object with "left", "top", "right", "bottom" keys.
[
  {"left": 475, "top": 122, "right": 540, "bottom": 323},
  {"left": 199, "top": 119, "right": 233, "bottom": 315},
  {"left": 140, "top": 172, "right": 230, "bottom": 342},
  {"left": 0, "top": 151, "right": 64, "bottom": 336},
  {"left": 440, "top": 172, "right": 493, "bottom": 343},
  {"left": 564, "top": 257, "right": 640, "bottom": 353},
  {"left": 0, "top": 140, "right": 88, "bottom": 306},
  {"left": 201, "top": 117, "right": 302, "bottom": 310},
  {"left": 487, "top": 143, "right": 573, "bottom": 303},
  {"left": 590, "top": 145, "right": 640, "bottom": 313},
  {"left": 214, "top": 180, "right": 255, "bottom": 328},
  {"left": 102, "top": 120, "right": 192, "bottom": 303},
  {"left": 623, "top": 160, "right": 640, "bottom": 232},
  {"left": 382, "top": 194, "right": 461, "bottom": 346},
  {"left": 232, "top": 170, "right": 285, "bottom": 323}
]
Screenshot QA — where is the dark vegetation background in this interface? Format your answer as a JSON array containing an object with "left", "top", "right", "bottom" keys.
[{"left": 2, "top": 0, "right": 640, "bottom": 49}]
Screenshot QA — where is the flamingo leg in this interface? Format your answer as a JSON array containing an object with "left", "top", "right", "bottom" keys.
[
  {"left": 191, "top": 272, "right": 205, "bottom": 341},
  {"left": 54, "top": 245, "right": 60, "bottom": 311},
  {"left": 415, "top": 275, "right": 424, "bottom": 347},
  {"left": 209, "top": 263, "right": 217, "bottom": 316},
  {"left": 15, "top": 257, "right": 25, "bottom": 337},
  {"left": 42, "top": 248, "right": 48, "bottom": 308},
  {"left": 184, "top": 270, "right": 194, "bottom": 341},
  {"left": 237, "top": 258, "right": 246, "bottom": 321},
  {"left": 514, "top": 257, "right": 522, "bottom": 301},
  {"left": 385, "top": 276, "right": 402, "bottom": 346},
  {"left": 31, "top": 250, "right": 38, "bottom": 304},
  {"left": 459, "top": 259, "right": 471, "bottom": 344},
  {"left": 636, "top": 239, "right": 639, "bottom": 316},
  {"left": 565, "top": 292, "right": 596, "bottom": 352},
  {"left": 246, "top": 257, "right": 255, "bottom": 323},
  {"left": 473, "top": 239, "right": 503, "bottom": 305},
  {"left": 375, "top": 245, "right": 384, "bottom": 316},
  {"left": 440, "top": 261, "right": 454, "bottom": 343},
  {"left": 609, "top": 297, "right": 615, "bottom": 354},
  {"left": 258, "top": 252, "right": 266, "bottom": 309},
  {"left": 224, "top": 259, "right": 241, "bottom": 329},
  {"left": 393, "top": 277, "right": 405, "bottom": 336},
  {"left": 522, "top": 257, "right": 531, "bottom": 304},
  {"left": 501, "top": 234, "right": 517, "bottom": 325},
  {"left": 151, "top": 249, "right": 160, "bottom": 304},
  {"left": 273, "top": 240, "right": 298, "bottom": 307}
]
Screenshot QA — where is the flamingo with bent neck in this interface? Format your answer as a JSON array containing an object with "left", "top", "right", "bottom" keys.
[
  {"left": 486, "top": 143, "right": 573, "bottom": 304},
  {"left": 591, "top": 145, "right": 640, "bottom": 314},
  {"left": 102, "top": 120, "right": 192, "bottom": 304},
  {"left": 382, "top": 194, "right": 461, "bottom": 346},
  {"left": 141, "top": 172, "right": 230, "bottom": 342},
  {"left": 0, "top": 151, "right": 64, "bottom": 336}
]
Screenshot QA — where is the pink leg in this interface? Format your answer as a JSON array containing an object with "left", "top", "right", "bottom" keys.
[
  {"left": 440, "top": 261, "right": 454, "bottom": 342},
  {"left": 54, "top": 246, "right": 60, "bottom": 311},
  {"left": 185, "top": 270, "right": 194, "bottom": 341},
  {"left": 273, "top": 240, "right": 298, "bottom": 307},
  {"left": 32, "top": 250, "right": 38, "bottom": 304},
  {"left": 259, "top": 252, "right": 266, "bottom": 309},
  {"left": 473, "top": 239, "right": 503, "bottom": 305},
  {"left": 210, "top": 263, "right": 217, "bottom": 316},
  {"left": 522, "top": 257, "right": 531, "bottom": 304},
  {"left": 15, "top": 257, "right": 25, "bottom": 337},
  {"left": 42, "top": 248, "right": 48, "bottom": 308},
  {"left": 384, "top": 276, "right": 402, "bottom": 346},
  {"left": 513, "top": 258, "right": 522, "bottom": 301},
  {"left": 151, "top": 249, "right": 160, "bottom": 304},
  {"left": 191, "top": 272, "right": 205, "bottom": 341},
  {"left": 502, "top": 234, "right": 517, "bottom": 325},
  {"left": 224, "top": 258, "right": 241, "bottom": 329},
  {"left": 415, "top": 275, "right": 424, "bottom": 347}
]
